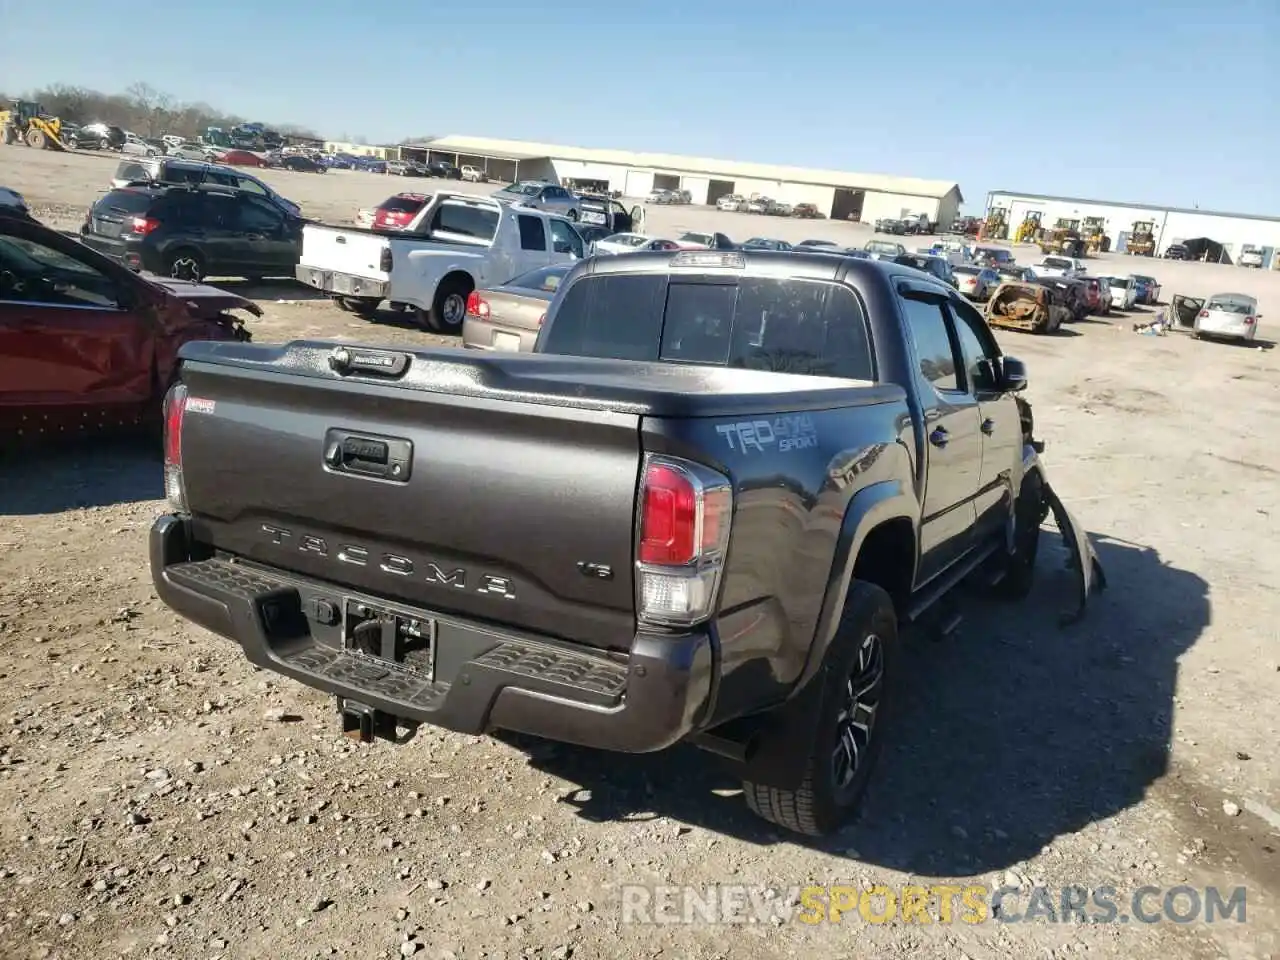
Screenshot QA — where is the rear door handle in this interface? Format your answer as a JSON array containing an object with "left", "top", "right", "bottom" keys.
[
  {"left": 929, "top": 427, "right": 949, "bottom": 448},
  {"left": 981, "top": 418, "right": 995, "bottom": 435}
]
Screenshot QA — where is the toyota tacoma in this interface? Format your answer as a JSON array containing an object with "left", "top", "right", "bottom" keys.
[{"left": 150, "top": 249, "right": 1104, "bottom": 835}]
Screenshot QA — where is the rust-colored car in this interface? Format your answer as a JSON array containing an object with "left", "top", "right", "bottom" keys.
[
  {"left": 0, "top": 206, "right": 258, "bottom": 440},
  {"left": 461, "top": 262, "right": 573, "bottom": 352},
  {"left": 985, "top": 281, "right": 1070, "bottom": 335}
]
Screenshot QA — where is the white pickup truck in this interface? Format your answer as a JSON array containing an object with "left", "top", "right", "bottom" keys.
[
  {"left": 1032, "top": 255, "right": 1086, "bottom": 279},
  {"left": 295, "top": 193, "right": 585, "bottom": 332}
]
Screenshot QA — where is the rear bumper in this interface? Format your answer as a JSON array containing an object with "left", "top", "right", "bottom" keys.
[
  {"left": 150, "top": 515, "right": 714, "bottom": 752},
  {"left": 1195, "top": 319, "right": 1254, "bottom": 340},
  {"left": 81, "top": 232, "right": 143, "bottom": 270},
  {"left": 295, "top": 265, "right": 389, "bottom": 300}
]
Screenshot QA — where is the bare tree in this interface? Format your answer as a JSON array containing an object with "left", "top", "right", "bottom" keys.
[{"left": 15, "top": 81, "right": 323, "bottom": 142}]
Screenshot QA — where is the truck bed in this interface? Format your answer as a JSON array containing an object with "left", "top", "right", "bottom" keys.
[
  {"left": 172, "top": 340, "right": 900, "bottom": 652},
  {"left": 176, "top": 340, "right": 897, "bottom": 418}
]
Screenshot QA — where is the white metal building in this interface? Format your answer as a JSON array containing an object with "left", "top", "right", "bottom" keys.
[
  {"left": 403, "top": 135, "right": 962, "bottom": 226},
  {"left": 986, "top": 190, "right": 1280, "bottom": 267}
]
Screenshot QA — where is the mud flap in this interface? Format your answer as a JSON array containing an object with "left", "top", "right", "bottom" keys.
[{"left": 1041, "top": 479, "right": 1107, "bottom": 625}]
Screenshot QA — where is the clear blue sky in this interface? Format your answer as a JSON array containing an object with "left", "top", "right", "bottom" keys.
[{"left": 4, "top": 0, "right": 1278, "bottom": 214}]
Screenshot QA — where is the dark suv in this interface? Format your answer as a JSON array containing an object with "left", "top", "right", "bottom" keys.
[
  {"left": 111, "top": 158, "right": 302, "bottom": 218},
  {"left": 80, "top": 184, "right": 304, "bottom": 283}
]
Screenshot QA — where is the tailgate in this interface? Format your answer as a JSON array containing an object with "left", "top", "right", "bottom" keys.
[
  {"left": 300, "top": 224, "right": 391, "bottom": 280},
  {"left": 176, "top": 356, "right": 642, "bottom": 650}
]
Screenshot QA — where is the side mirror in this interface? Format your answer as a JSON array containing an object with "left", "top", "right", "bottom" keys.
[{"left": 1000, "top": 356, "right": 1029, "bottom": 393}]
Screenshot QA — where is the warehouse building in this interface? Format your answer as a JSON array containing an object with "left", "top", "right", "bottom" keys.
[
  {"left": 986, "top": 190, "right": 1280, "bottom": 267},
  {"left": 400, "top": 135, "right": 963, "bottom": 226}
]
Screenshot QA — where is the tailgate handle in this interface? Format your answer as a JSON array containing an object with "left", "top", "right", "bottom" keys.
[
  {"left": 329, "top": 346, "right": 411, "bottom": 378},
  {"left": 336, "top": 236, "right": 346, "bottom": 244},
  {"left": 323, "top": 430, "right": 412, "bottom": 482}
]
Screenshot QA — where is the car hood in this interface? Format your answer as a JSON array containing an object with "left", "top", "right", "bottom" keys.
[{"left": 144, "top": 276, "right": 264, "bottom": 318}]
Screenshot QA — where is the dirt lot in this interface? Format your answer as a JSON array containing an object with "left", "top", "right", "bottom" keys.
[{"left": 2, "top": 147, "right": 1279, "bottom": 960}]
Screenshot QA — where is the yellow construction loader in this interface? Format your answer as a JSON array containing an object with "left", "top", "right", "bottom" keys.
[
  {"left": 1126, "top": 220, "right": 1155, "bottom": 256},
  {"left": 1082, "top": 216, "right": 1110, "bottom": 254},
  {"left": 1014, "top": 212, "right": 1042, "bottom": 243},
  {"left": 979, "top": 207, "right": 1008, "bottom": 241},
  {"left": 1038, "top": 218, "right": 1084, "bottom": 255},
  {"left": 0, "top": 99, "right": 68, "bottom": 150}
]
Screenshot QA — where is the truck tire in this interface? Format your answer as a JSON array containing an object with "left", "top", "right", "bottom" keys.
[
  {"left": 995, "top": 468, "right": 1043, "bottom": 600},
  {"left": 26, "top": 128, "right": 47, "bottom": 149},
  {"left": 421, "top": 275, "right": 472, "bottom": 334},
  {"left": 742, "top": 580, "right": 897, "bottom": 836}
]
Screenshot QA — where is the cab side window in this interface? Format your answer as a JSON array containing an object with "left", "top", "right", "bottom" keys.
[
  {"left": 946, "top": 297, "right": 999, "bottom": 393},
  {"left": 517, "top": 215, "right": 547, "bottom": 251},
  {"left": 548, "top": 219, "right": 583, "bottom": 257},
  {"left": 898, "top": 292, "right": 960, "bottom": 392}
]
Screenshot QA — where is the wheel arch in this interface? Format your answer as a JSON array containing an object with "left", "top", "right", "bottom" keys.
[{"left": 795, "top": 479, "right": 918, "bottom": 694}]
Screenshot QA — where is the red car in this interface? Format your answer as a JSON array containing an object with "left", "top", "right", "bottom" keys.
[
  {"left": 0, "top": 204, "right": 258, "bottom": 440},
  {"left": 218, "top": 149, "right": 269, "bottom": 168},
  {"left": 372, "top": 193, "right": 429, "bottom": 231},
  {"left": 1078, "top": 277, "right": 1110, "bottom": 316}
]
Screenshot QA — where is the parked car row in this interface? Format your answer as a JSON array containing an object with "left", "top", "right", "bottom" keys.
[
  {"left": 874, "top": 215, "right": 934, "bottom": 235},
  {"left": 714, "top": 194, "right": 824, "bottom": 218},
  {"left": 647, "top": 188, "right": 692, "bottom": 205},
  {"left": 384, "top": 159, "right": 465, "bottom": 179}
]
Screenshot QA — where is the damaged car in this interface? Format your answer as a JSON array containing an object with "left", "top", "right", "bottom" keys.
[
  {"left": 1184, "top": 292, "right": 1262, "bottom": 343},
  {"left": 148, "top": 250, "right": 1105, "bottom": 839},
  {"left": 986, "top": 280, "right": 1072, "bottom": 334},
  {"left": 0, "top": 204, "right": 257, "bottom": 441}
]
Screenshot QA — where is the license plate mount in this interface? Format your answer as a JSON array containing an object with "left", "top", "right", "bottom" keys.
[
  {"left": 492, "top": 332, "right": 522, "bottom": 351},
  {"left": 342, "top": 599, "right": 437, "bottom": 680}
]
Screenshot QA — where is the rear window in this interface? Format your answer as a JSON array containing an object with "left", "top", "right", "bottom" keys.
[
  {"left": 380, "top": 195, "right": 425, "bottom": 214},
  {"left": 114, "top": 161, "right": 152, "bottom": 183},
  {"left": 429, "top": 202, "right": 499, "bottom": 241},
  {"left": 1043, "top": 257, "right": 1071, "bottom": 268},
  {"left": 94, "top": 189, "right": 156, "bottom": 215},
  {"left": 1206, "top": 298, "right": 1252, "bottom": 314},
  {"left": 542, "top": 275, "right": 874, "bottom": 380},
  {"left": 506, "top": 263, "right": 571, "bottom": 294}
]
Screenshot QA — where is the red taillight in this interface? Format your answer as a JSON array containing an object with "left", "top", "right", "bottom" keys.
[
  {"left": 635, "top": 457, "right": 733, "bottom": 626},
  {"left": 639, "top": 464, "right": 698, "bottom": 565},
  {"left": 1245, "top": 316, "right": 1257, "bottom": 325},
  {"left": 1198, "top": 310, "right": 1209, "bottom": 318},
  {"left": 131, "top": 216, "right": 161, "bottom": 235},
  {"left": 466, "top": 291, "right": 490, "bottom": 319},
  {"left": 162, "top": 383, "right": 189, "bottom": 512},
  {"left": 537, "top": 312, "right": 546, "bottom": 327}
]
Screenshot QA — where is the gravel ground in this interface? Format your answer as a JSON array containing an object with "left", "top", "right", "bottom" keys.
[{"left": 1, "top": 147, "right": 1278, "bottom": 960}]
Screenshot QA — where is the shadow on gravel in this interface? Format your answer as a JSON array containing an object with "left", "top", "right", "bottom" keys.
[
  {"left": 213, "top": 278, "right": 332, "bottom": 303},
  {"left": 0, "top": 436, "right": 161, "bottom": 514},
  {"left": 513, "top": 534, "right": 1209, "bottom": 875}
]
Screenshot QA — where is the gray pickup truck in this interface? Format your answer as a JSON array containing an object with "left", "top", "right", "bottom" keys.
[{"left": 150, "top": 249, "right": 1104, "bottom": 836}]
